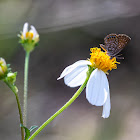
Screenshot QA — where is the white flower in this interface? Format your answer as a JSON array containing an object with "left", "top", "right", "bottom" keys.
[
  {"left": 19, "top": 22, "right": 40, "bottom": 52},
  {"left": 57, "top": 60, "right": 111, "bottom": 118},
  {"left": 22, "top": 22, "right": 39, "bottom": 41}
]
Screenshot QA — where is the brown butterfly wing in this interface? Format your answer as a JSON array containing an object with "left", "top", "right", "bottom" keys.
[
  {"left": 116, "top": 34, "right": 131, "bottom": 55},
  {"left": 104, "top": 33, "right": 119, "bottom": 56}
]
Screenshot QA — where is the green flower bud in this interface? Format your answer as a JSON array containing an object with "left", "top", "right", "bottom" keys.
[{"left": 7, "top": 72, "right": 17, "bottom": 84}]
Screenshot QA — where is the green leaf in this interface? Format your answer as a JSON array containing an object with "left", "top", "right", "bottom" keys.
[
  {"left": 20, "top": 124, "right": 30, "bottom": 140},
  {"left": 7, "top": 64, "right": 11, "bottom": 67},
  {"left": 29, "top": 125, "right": 38, "bottom": 132}
]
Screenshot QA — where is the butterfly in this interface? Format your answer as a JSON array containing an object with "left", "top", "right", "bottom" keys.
[{"left": 100, "top": 33, "right": 131, "bottom": 58}]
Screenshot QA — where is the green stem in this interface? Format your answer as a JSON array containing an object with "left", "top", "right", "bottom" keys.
[
  {"left": 4, "top": 80, "right": 24, "bottom": 140},
  {"left": 29, "top": 68, "right": 93, "bottom": 140},
  {"left": 23, "top": 51, "right": 30, "bottom": 127}
]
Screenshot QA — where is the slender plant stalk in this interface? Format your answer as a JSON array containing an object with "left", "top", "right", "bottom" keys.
[
  {"left": 29, "top": 68, "right": 93, "bottom": 140},
  {"left": 4, "top": 80, "right": 24, "bottom": 140},
  {"left": 23, "top": 51, "right": 30, "bottom": 127}
]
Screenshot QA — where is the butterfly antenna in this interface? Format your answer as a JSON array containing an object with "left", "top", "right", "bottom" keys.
[{"left": 99, "top": 44, "right": 107, "bottom": 52}]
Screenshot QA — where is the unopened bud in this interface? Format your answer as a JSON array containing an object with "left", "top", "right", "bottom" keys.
[
  {"left": 0, "top": 58, "right": 7, "bottom": 79},
  {"left": 7, "top": 72, "right": 17, "bottom": 84}
]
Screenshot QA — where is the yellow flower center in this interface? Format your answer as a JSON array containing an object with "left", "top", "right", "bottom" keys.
[
  {"left": 26, "top": 32, "right": 34, "bottom": 40},
  {"left": 20, "top": 32, "right": 34, "bottom": 40},
  {"left": 89, "top": 47, "right": 119, "bottom": 73}
]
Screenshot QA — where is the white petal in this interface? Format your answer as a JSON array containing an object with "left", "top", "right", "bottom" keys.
[
  {"left": 64, "top": 65, "right": 88, "bottom": 87},
  {"left": 86, "top": 68, "right": 109, "bottom": 106},
  {"left": 31, "top": 25, "right": 38, "bottom": 39},
  {"left": 102, "top": 89, "right": 111, "bottom": 118},
  {"left": 23, "top": 22, "right": 28, "bottom": 38},
  {"left": 57, "top": 60, "right": 91, "bottom": 80}
]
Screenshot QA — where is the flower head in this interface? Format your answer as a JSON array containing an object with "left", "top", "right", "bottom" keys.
[
  {"left": 0, "top": 58, "right": 18, "bottom": 92},
  {"left": 19, "top": 22, "right": 39, "bottom": 52},
  {"left": 58, "top": 47, "right": 120, "bottom": 118},
  {"left": 89, "top": 47, "right": 119, "bottom": 73},
  {"left": 0, "top": 58, "right": 8, "bottom": 79}
]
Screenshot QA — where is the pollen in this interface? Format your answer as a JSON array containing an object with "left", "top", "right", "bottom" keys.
[{"left": 89, "top": 47, "right": 119, "bottom": 73}]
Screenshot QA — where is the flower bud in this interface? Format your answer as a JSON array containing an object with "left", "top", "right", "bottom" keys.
[
  {"left": 18, "top": 22, "right": 39, "bottom": 52},
  {"left": 0, "top": 58, "right": 8, "bottom": 79},
  {"left": 7, "top": 72, "right": 17, "bottom": 84}
]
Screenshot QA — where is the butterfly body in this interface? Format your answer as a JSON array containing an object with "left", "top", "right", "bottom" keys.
[{"left": 100, "top": 34, "right": 131, "bottom": 58}]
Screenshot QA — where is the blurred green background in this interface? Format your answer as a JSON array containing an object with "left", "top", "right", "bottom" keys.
[{"left": 0, "top": 0, "right": 140, "bottom": 140}]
